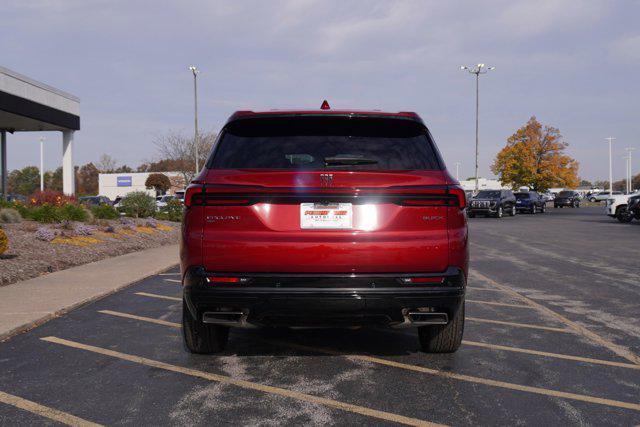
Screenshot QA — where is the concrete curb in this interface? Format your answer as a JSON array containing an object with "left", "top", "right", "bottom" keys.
[{"left": 0, "top": 244, "right": 179, "bottom": 342}]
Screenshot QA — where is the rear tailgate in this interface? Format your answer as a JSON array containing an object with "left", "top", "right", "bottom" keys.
[{"left": 195, "top": 170, "right": 458, "bottom": 273}]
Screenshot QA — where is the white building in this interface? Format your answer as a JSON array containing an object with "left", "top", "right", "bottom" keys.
[
  {"left": 1, "top": 65, "right": 80, "bottom": 197},
  {"left": 98, "top": 171, "right": 186, "bottom": 201},
  {"left": 458, "top": 178, "right": 509, "bottom": 192}
]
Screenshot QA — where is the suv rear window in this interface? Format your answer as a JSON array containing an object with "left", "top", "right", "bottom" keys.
[
  {"left": 514, "top": 193, "right": 531, "bottom": 199},
  {"left": 208, "top": 116, "right": 442, "bottom": 170}
]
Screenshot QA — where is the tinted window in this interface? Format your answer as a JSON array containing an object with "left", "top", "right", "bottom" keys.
[
  {"left": 209, "top": 116, "right": 442, "bottom": 170},
  {"left": 558, "top": 191, "right": 574, "bottom": 197},
  {"left": 476, "top": 191, "right": 501, "bottom": 198},
  {"left": 514, "top": 193, "right": 530, "bottom": 199}
]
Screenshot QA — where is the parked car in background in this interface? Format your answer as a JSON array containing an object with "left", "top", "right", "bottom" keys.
[
  {"left": 468, "top": 189, "right": 516, "bottom": 218},
  {"left": 590, "top": 191, "right": 622, "bottom": 202},
  {"left": 627, "top": 194, "right": 640, "bottom": 222},
  {"left": 515, "top": 191, "right": 546, "bottom": 214},
  {"left": 79, "top": 195, "right": 112, "bottom": 207},
  {"left": 0, "top": 194, "right": 27, "bottom": 203},
  {"left": 540, "top": 192, "right": 555, "bottom": 203},
  {"left": 606, "top": 192, "right": 640, "bottom": 223},
  {"left": 554, "top": 191, "right": 581, "bottom": 208},
  {"left": 175, "top": 190, "right": 185, "bottom": 202},
  {"left": 181, "top": 108, "right": 468, "bottom": 354},
  {"left": 156, "top": 194, "right": 176, "bottom": 209}
]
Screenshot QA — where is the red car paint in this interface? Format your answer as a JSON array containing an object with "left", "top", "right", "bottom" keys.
[{"left": 181, "top": 109, "right": 468, "bottom": 279}]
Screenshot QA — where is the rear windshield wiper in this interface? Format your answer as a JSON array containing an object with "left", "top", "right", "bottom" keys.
[{"left": 324, "top": 156, "right": 379, "bottom": 166}]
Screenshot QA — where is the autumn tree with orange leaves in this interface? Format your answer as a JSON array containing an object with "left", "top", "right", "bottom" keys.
[{"left": 492, "top": 117, "right": 579, "bottom": 192}]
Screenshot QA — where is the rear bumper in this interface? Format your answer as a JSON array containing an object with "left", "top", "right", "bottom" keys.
[
  {"left": 468, "top": 207, "right": 497, "bottom": 214},
  {"left": 554, "top": 200, "right": 574, "bottom": 206},
  {"left": 182, "top": 267, "right": 465, "bottom": 328}
]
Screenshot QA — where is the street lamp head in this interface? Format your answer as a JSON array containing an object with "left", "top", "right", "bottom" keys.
[
  {"left": 460, "top": 66, "right": 468, "bottom": 70},
  {"left": 188, "top": 65, "right": 199, "bottom": 74},
  {"left": 478, "top": 63, "right": 485, "bottom": 68},
  {"left": 488, "top": 66, "right": 496, "bottom": 70}
]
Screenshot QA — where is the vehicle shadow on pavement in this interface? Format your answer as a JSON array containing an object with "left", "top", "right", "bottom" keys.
[{"left": 224, "top": 327, "right": 430, "bottom": 357}]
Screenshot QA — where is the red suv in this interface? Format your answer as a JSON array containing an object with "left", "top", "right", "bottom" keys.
[{"left": 181, "top": 108, "right": 468, "bottom": 354}]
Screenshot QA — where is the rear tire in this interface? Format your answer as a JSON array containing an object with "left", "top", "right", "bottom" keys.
[
  {"left": 510, "top": 206, "right": 516, "bottom": 216},
  {"left": 418, "top": 303, "right": 465, "bottom": 353},
  {"left": 495, "top": 206, "right": 503, "bottom": 218},
  {"left": 182, "top": 301, "right": 229, "bottom": 354},
  {"left": 540, "top": 204, "right": 546, "bottom": 213},
  {"left": 530, "top": 205, "right": 536, "bottom": 214}
]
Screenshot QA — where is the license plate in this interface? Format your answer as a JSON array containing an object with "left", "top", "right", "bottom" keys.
[{"left": 300, "top": 203, "right": 353, "bottom": 229}]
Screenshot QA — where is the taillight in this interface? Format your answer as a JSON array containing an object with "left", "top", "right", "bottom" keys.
[
  {"left": 192, "top": 197, "right": 251, "bottom": 206},
  {"left": 206, "top": 276, "right": 241, "bottom": 284},
  {"left": 398, "top": 186, "right": 466, "bottom": 209},
  {"left": 447, "top": 185, "right": 466, "bottom": 209},
  {"left": 185, "top": 184, "right": 252, "bottom": 207},
  {"left": 184, "top": 184, "right": 203, "bottom": 208},
  {"left": 402, "top": 198, "right": 450, "bottom": 206}
]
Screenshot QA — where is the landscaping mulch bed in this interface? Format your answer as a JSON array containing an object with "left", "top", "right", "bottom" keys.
[{"left": 0, "top": 219, "right": 179, "bottom": 287}]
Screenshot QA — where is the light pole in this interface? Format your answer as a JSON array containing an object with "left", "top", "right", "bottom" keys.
[
  {"left": 625, "top": 147, "right": 636, "bottom": 193},
  {"left": 39, "top": 136, "right": 45, "bottom": 191},
  {"left": 189, "top": 65, "right": 200, "bottom": 175},
  {"left": 454, "top": 161, "right": 461, "bottom": 181},
  {"left": 460, "top": 63, "right": 495, "bottom": 193},
  {"left": 605, "top": 137, "right": 615, "bottom": 194}
]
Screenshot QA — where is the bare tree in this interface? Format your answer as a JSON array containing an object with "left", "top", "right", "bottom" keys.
[
  {"left": 153, "top": 129, "right": 217, "bottom": 183},
  {"left": 97, "top": 154, "right": 117, "bottom": 173}
]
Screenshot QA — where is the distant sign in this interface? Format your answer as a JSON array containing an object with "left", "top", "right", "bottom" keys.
[{"left": 117, "top": 176, "right": 132, "bottom": 187}]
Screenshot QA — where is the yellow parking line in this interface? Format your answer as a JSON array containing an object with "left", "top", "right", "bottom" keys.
[
  {"left": 467, "top": 286, "right": 508, "bottom": 292},
  {"left": 163, "top": 279, "right": 181, "bottom": 284},
  {"left": 134, "top": 292, "right": 181, "bottom": 302},
  {"left": 98, "top": 310, "right": 180, "bottom": 328},
  {"left": 0, "top": 390, "right": 102, "bottom": 426},
  {"left": 470, "top": 270, "right": 640, "bottom": 366},
  {"left": 461, "top": 340, "right": 640, "bottom": 370},
  {"left": 466, "top": 299, "right": 533, "bottom": 309},
  {"left": 40, "top": 337, "right": 443, "bottom": 427},
  {"left": 96, "top": 310, "right": 640, "bottom": 412},
  {"left": 264, "top": 340, "right": 640, "bottom": 412},
  {"left": 467, "top": 317, "right": 571, "bottom": 333}
]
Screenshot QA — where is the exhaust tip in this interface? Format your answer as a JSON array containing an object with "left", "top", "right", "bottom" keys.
[
  {"left": 407, "top": 312, "right": 448, "bottom": 325},
  {"left": 203, "top": 311, "right": 251, "bottom": 327}
]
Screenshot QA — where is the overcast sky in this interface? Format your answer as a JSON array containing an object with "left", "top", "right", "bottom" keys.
[{"left": 2, "top": 0, "right": 639, "bottom": 181}]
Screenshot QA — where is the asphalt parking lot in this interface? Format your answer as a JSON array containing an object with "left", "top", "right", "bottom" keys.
[{"left": 0, "top": 206, "right": 638, "bottom": 426}]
